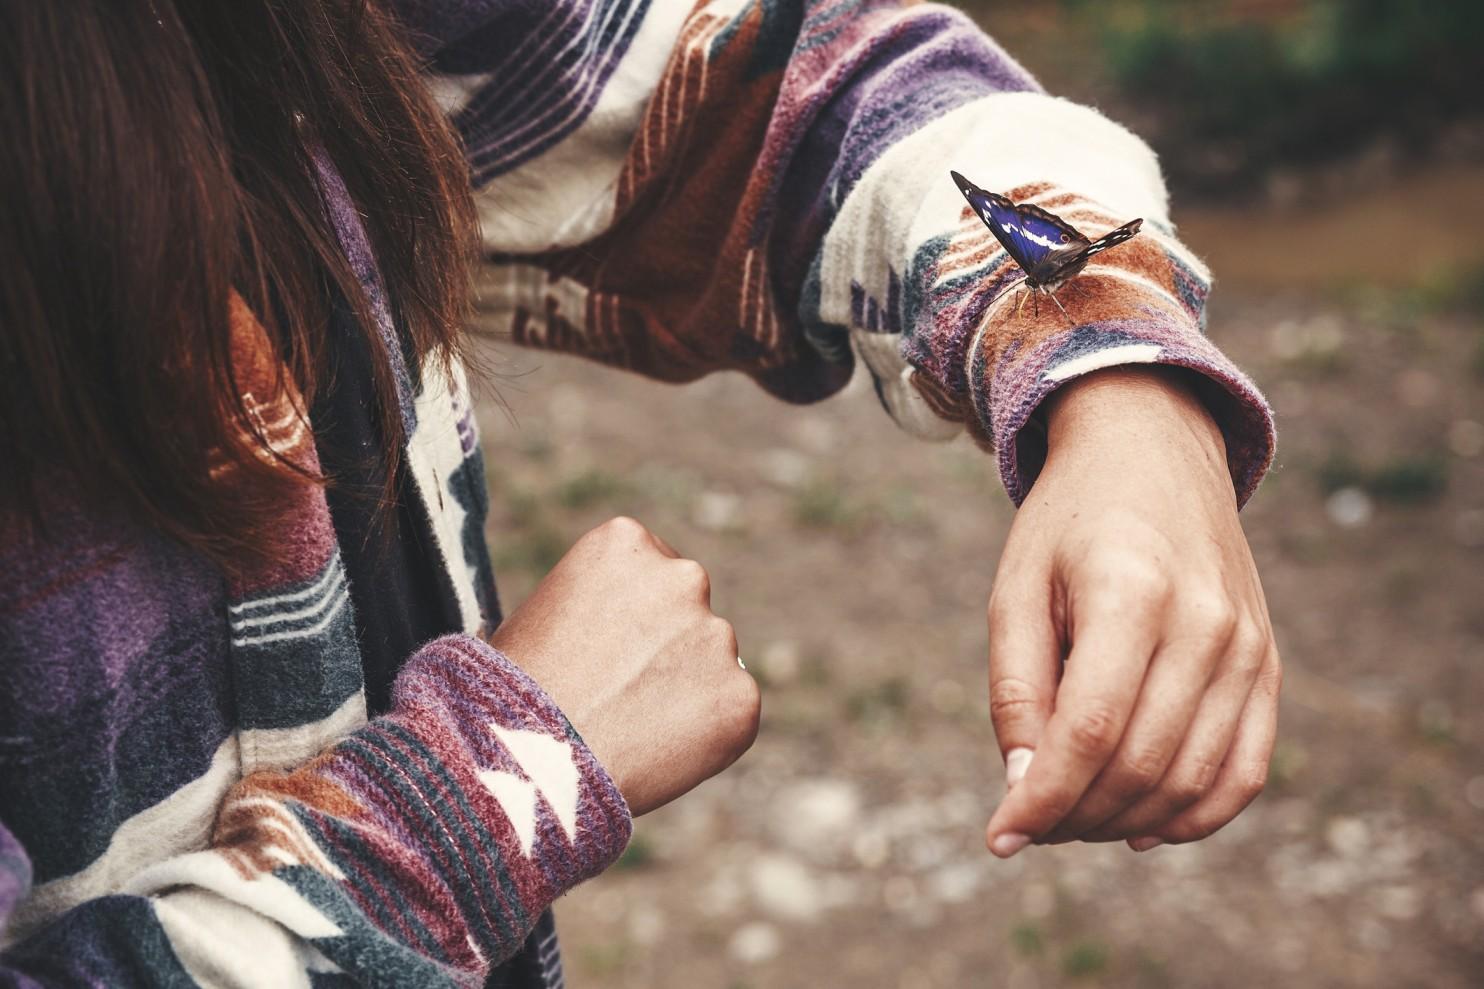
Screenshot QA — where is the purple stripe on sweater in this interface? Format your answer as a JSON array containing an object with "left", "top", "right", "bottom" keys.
[
  {"left": 457, "top": 0, "right": 648, "bottom": 182},
  {"left": 774, "top": 7, "right": 1039, "bottom": 312}
]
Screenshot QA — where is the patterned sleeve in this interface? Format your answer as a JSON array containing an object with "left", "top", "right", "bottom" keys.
[
  {"left": 424, "top": 0, "right": 1275, "bottom": 504},
  {"left": 0, "top": 637, "right": 631, "bottom": 986}
]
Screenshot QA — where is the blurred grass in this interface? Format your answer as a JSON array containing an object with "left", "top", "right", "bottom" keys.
[
  {"left": 791, "top": 478, "right": 863, "bottom": 531},
  {"left": 1060, "top": 939, "right": 1110, "bottom": 979},
  {"left": 1330, "top": 261, "right": 1484, "bottom": 331},
  {"left": 843, "top": 676, "right": 912, "bottom": 728},
  {"left": 1099, "top": 1, "right": 1481, "bottom": 189},
  {"left": 578, "top": 940, "right": 633, "bottom": 977},
  {"left": 1316, "top": 450, "right": 1449, "bottom": 504},
  {"left": 557, "top": 468, "right": 631, "bottom": 510},
  {"left": 613, "top": 832, "right": 657, "bottom": 872},
  {"left": 1010, "top": 920, "right": 1045, "bottom": 957}
]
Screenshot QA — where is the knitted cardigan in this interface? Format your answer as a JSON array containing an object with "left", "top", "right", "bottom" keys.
[{"left": 0, "top": 1, "right": 1275, "bottom": 985}]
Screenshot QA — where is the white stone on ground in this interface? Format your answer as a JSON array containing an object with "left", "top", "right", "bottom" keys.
[
  {"left": 749, "top": 853, "right": 823, "bottom": 921},
  {"left": 1326, "top": 816, "right": 1370, "bottom": 858},
  {"left": 925, "top": 863, "right": 984, "bottom": 904},
  {"left": 693, "top": 490, "right": 742, "bottom": 531},
  {"left": 1268, "top": 313, "right": 1344, "bottom": 362},
  {"left": 1326, "top": 487, "right": 1373, "bottom": 528},
  {"left": 757, "top": 448, "right": 810, "bottom": 488},
  {"left": 728, "top": 922, "right": 782, "bottom": 964},
  {"left": 756, "top": 640, "right": 802, "bottom": 685},
  {"left": 627, "top": 903, "right": 666, "bottom": 945},
  {"left": 771, "top": 778, "right": 861, "bottom": 854}
]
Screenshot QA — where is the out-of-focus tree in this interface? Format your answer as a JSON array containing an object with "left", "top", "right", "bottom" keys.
[
  {"left": 959, "top": 0, "right": 1484, "bottom": 196},
  {"left": 1083, "top": 0, "right": 1484, "bottom": 193}
]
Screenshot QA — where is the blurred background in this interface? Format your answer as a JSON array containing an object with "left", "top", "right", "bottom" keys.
[{"left": 467, "top": 1, "right": 1484, "bottom": 985}]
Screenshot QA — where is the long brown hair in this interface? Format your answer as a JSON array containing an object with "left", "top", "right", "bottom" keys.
[{"left": 0, "top": 0, "right": 475, "bottom": 566}]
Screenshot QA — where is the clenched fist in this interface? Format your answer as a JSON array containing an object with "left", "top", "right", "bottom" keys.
[
  {"left": 490, "top": 516, "right": 760, "bottom": 816},
  {"left": 985, "top": 367, "right": 1281, "bottom": 855}
]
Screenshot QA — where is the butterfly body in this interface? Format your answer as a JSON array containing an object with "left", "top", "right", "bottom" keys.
[{"left": 950, "top": 170, "right": 1142, "bottom": 316}]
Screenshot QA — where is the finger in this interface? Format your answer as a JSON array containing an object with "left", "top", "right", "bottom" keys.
[
  {"left": 1040, "top": 597, "right": 1238, "bottom": 841},
  {"left": 1083, "top": 629, "right": 1267, "bottom": 841},
  {"left": 986, "top": 577, "right": 1061, "bottom": 789},
  {"left": 1130, "top": 652, "right": 1280, "bottom": 848},
  {"left": 668, "top": 557, "right": 712, "bottom": 607},
  {"left": 985, "top": 585, "right": 1163, "bottom": 857}
]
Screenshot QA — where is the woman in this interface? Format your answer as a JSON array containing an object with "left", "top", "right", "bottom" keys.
[{"left": 0, "top": 0, "right": 1281, "bottom": 985}]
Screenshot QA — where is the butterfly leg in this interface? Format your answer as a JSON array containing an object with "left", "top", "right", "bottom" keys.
[
  {"left": 1047, "top": 291, "right": 1073, "bottom": 323},
  {"left": 1033, "top": 290, "right": 1040, "bottom": 319},
  {"left": 1013, "top": 287, "right": 1027, "bottom": 318}
]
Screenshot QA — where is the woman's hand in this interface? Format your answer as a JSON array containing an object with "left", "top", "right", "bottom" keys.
[
  {"left": 490, "top": 516, "right": 760, "bottom": 817},
  {"left": 984, "top": 367, "right": 1281, "bottom": 856}
]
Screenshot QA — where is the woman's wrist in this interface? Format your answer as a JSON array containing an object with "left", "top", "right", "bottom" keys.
[{"left": 1043, "top": 366, "right": 1228, "bottom": 471}]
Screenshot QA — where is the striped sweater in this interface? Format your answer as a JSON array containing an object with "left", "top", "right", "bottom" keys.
[{"left": 0, "top": 1, "right": 1275, "bottom": 986}]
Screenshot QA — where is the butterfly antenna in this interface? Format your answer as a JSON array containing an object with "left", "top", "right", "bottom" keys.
[{"left": 1047, "top": 292, "right": 1073, "bottom": 324}]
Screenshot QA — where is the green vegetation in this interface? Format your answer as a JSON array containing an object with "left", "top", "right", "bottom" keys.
[
  {"left": 491, "top": 522, "right": 568, "bottom": 578},
  {"left": 1010, "top": 920, "right": 1045, "bottom": 957},
  {"left": 556, "top": 468, "right": 630, "bottom": 510},
  {"left": 1061, "top": 938, "right": 1111, "bottom": 979},
  {"left": 1415, "top": 702, "right": 1457, "bottom": 747},
  {"left": 1317, "top": 450, "right": 1448, "bottom": 504},
  {"left": 792, "top": 478, "right": 862, "bottom": 531},
  {"left": 613, "top": 832, "right": 657, "bottom": 871},
  {"left": 843, "top": 676, "right": 911, "bottom": 727},
  {"left": 576, "top": 940, "right": 632, "bottom": 976},
  {"left": 1133, "top": 949, "right": 1173, "bottom": 988},
  {"left": 1335, "top": 262, "right": 1484, "bottom": 330},
  {"left": 1267, "top": 739, "right": 1309, "bottom": 792},
  {"left": 959, "top": 0, "right": 1484, "bottom": 194},
  {"left": 1098, "top": 0, "right": 1484, "bottom": 192},
  {"left": 880, "top": 483, "right": 929, "bottom": 527}
]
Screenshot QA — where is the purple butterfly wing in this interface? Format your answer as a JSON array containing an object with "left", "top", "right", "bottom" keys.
[
  {"left": 951, "top": 172, "right": 1145, "bottom": 289},
  {"left": 1011, "top": 203, "right": 1095, "bottom": 284},
  {"left": 951, "top": 172, "right": 1087, "bottom": 285}
]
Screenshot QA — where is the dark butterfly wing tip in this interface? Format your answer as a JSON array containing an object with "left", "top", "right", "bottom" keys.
[
  {"left": 1129, "top": 218, "right": 1144, "bottom": 232},
  {"left": 949, "top": 170, "right": 976, "bottom": 194}
]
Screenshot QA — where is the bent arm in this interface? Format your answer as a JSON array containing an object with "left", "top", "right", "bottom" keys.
[
  {"left": 1, "top": 638, "right": 629, "bottom": 987},
  {"left": 423, "top": 0, "right": 1273, "bottom": 502}
]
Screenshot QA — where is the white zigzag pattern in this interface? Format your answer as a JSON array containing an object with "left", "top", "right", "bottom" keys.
[{"left": 477, "top": 725, "right": 581, "bottom": 857}]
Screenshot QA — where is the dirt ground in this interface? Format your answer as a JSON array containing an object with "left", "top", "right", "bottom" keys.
[{"left": 464, "top": 159, "right": 1484, "bottom": 987}]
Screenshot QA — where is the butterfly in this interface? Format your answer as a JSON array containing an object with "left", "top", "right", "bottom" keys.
[{"left": 950, "top": 170, "right": 1143, "bottom": 321}]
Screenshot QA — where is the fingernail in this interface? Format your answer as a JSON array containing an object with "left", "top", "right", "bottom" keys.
[
  {"left": 990, "top": 832, "right": 1031, "bottom": 858},
  {"left": 1128, "top": 836, "right": 1163, "bottom": 852},
  {"left": 1004, "top": 747, "right": 1034, "bottom": 788}
]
